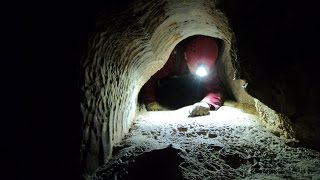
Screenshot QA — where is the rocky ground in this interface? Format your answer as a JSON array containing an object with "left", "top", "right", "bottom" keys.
[{"left": 88, "top": 102, "right": 320, "bottom": 180}]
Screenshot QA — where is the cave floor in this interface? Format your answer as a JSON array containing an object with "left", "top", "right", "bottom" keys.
[{"left": 92, "top": 102, "right": 320, "bottom": 180}]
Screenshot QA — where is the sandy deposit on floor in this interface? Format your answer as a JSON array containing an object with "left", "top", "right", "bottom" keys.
[{"left": 90, "top": 103, "right": 320, "bottom": 180}]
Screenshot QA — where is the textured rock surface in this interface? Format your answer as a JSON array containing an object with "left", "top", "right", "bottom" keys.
[
  {"left": 219, "top": 0, "right": 320, "bottom": 151},
  {"left": 218, "top": 0, "right": 320, "bottom": 137}
]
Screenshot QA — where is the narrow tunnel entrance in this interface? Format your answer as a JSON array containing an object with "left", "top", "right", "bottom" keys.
[{"left": 138, "top": 35, "right": 230, "bottom": 111}]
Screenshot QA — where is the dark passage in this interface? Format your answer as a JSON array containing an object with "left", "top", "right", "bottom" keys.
[{"left": 156, "top": 75, "right": 205, "bottom": 110}]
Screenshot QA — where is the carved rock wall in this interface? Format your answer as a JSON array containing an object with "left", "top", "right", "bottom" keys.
[{"left": 219, "top": 0, "right": 320, "bottom": 150}]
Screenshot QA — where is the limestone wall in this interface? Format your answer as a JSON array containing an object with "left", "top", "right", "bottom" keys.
[{"left": 80, "top": 0, "right": 255, "bottom": 174}]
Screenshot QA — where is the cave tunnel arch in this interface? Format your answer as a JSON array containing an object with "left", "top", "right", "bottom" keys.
[
  {"left": 80, "top": 0, "right": 318, "bottom": 175},
  {"left": 137, "top": 35, "right": 234, "bottom": 111}
]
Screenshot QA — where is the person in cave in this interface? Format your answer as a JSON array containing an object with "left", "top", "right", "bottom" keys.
[{"left": 141, "top": 35, "right": 224, "bottom": 117}]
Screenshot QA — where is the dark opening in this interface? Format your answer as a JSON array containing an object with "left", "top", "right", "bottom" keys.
[{"left": 156, "top": 75, "right": 205, "bottom": 109}]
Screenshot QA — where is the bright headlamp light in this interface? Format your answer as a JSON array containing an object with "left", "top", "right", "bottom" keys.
[{"left": 195, "top": 66, "right": 208, "bottom": 77}]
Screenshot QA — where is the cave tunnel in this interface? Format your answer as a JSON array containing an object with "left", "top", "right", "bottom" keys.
[
  {"left": 80, "top": 0, "right": 254, "bottom": 174},
  {"left": 10, "top": 0, "right": 319, "bottom": 179},
  {"left": 77, "top": 0, "right": 320, "bottom": 179}
]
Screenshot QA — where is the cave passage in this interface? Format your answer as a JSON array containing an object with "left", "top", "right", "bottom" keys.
[{"left": 80, "top": 0, "right": 320, "bottom": 177}]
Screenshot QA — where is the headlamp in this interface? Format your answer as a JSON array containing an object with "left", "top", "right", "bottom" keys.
[{"left": 195, "top": 66, "right": 208, "bottom": 77}]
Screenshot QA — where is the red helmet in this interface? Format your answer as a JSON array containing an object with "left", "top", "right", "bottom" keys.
[{"left": 184, "top": 36, "right": 219, "bottom": 75}]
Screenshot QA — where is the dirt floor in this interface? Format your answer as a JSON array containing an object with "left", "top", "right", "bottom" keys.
[{"left": 89, "top": 102, "right": 320, "bottom": 180}]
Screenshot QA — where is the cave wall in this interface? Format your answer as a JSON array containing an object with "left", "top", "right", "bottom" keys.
[
  {"left": 218, "top": 0, "right": 320, "bottom": 149},
  {"left": 219, "top": 0, "right": 319, "bottom": 119},
  {"left": 80, "top": 0, "right": 254, "bottom": 174}
]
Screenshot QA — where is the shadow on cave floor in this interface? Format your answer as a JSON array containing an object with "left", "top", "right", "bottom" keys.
[
  {"left": 127, "top": 146, "right": 183, "bottom": 180},
  {"left": 91, "top": 102, "right": 320, "bottom": 180}
]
